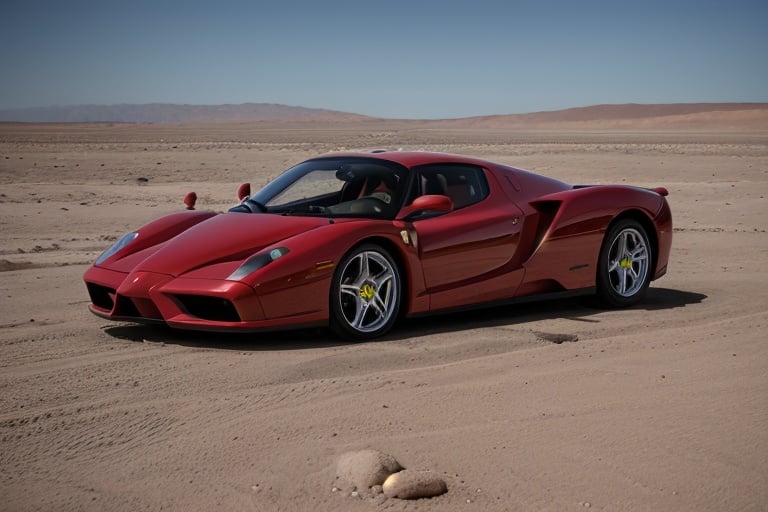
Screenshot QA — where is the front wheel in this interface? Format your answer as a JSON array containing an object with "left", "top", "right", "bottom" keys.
[
  {"left": 597, "top": 219, "right": 653, "bottom": 307},
  {"left": 330, "top": 244, "right": 401, "bottom": 340}
]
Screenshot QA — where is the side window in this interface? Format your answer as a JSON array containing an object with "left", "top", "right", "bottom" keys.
[{"left": 417, "top": 164, "right": 489, "bottom": 209}]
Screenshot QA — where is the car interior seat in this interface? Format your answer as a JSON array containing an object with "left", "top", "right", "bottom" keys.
[{"left": 422, "top": 173, "right": 448, "bottom": 196}]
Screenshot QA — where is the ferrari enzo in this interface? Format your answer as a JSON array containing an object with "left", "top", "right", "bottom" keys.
[{"left": 84, "top": 151, "right": 672, "bottom": 340}]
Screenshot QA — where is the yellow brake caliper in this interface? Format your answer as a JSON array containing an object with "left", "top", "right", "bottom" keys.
[{"left": 359, "top": 283, "right": 376, "bottom": 302}]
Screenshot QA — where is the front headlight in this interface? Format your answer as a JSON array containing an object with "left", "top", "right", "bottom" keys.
[
  {"left": 95, "top": 232, "right": 138, "bottom": 265},
  {"left": 227, "top": 247, "right": 289, "bottom": 281}
]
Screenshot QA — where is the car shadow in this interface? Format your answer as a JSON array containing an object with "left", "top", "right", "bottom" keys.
[
  {"left": 386, "top": 287, "right": 707, "bottom": 340},
  {"left": 102, "top": 324, "right": 344, "bottom": 351},
  {"left": 102, "top": 287, "right": 706, "bottom": 350}
]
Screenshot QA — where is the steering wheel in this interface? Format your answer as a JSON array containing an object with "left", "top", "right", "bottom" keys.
[
  {"left": 368, "top": 191, "right": 392, "bottom": 204},
  {"left": 352, "top": 196, "right": 387, "bottom": 214}
]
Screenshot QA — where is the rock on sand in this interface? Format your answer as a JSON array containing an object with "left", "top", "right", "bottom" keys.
[
  {"left": 382, "top": 469, "right": 448, "bottom": 499},
  {"left": 336, "top": 450, "right": 403, "bottom": 490}
]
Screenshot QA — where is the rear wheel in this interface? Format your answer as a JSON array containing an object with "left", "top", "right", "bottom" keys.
[
  {"left": 597, "top": 219, "right": 652, "bottom": 307},
  {"left": 330, "top": 244, "right": 401, "bottom": 340}
]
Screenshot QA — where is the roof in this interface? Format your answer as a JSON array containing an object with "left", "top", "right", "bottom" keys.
[{"left": 313, "top": 150, "right": 500, "bottom": 170}]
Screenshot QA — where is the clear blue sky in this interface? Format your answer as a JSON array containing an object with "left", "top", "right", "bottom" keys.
[{"left": 1, "top": 0, "right": 766, "bottom": 119}]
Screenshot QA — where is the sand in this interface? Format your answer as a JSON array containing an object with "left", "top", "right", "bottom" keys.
[{"left": 1, "top": 122, "right": 767, "bottom": 511}]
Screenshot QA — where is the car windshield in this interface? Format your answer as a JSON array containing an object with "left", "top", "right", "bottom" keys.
[{"left": 250, "top": 157, "right": 408, "bottom": 219}]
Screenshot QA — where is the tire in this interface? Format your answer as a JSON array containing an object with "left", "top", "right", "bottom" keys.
[
  {"left": 596, "top": 219, "right": 653, "bottom": 307},
  {"left": 330, "top": 244, "right": 402, "bottom": 340}
]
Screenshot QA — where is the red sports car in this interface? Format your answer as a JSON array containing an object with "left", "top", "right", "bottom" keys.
[{"left": 84, "top": 151, "right": 672, "bottom": 340}]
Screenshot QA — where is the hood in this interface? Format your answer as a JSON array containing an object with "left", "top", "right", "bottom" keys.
[{"left": 136, "top": 213, "right": 328, "bottom": 276}]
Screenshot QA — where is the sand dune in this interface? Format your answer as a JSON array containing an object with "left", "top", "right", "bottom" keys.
[{"left": 1, "top": 123, "right": 766, "bottom": 511}]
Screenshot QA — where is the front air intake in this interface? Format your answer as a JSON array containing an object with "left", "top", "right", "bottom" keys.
[
  {"left": 175, "top": 295, "right": 241, "bottom": 322},
  {"left": 87, "top": 283, "right": 115, "bottom": 311}
]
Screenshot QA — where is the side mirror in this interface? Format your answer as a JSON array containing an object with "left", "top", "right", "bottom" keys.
[
  {"left": 237, "top": 182, "right": 251, "bottom": 201},
  {"left": 397, "top": 195, "right": 453, "bottom": 221}
]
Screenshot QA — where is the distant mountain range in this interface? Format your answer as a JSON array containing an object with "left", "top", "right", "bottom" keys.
[
  {"left": 437, "top": 103, "right": 768, "bottom": 130},
  {"left": 0, "top": 102, "right": 766, "bottom": 128},
  {"left": 0, "top": 103, "right": 372, "bottom": 123}
]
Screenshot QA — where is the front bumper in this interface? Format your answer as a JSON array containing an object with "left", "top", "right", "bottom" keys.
[{"left": 84, "top": 266, "right": 328, "bottom": 332}]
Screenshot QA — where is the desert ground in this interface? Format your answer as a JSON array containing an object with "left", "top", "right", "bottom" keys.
[{"left": 1, "top": 121, "right": 767, "bottom": 511}]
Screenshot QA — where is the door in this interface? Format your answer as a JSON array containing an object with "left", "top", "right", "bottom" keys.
[{"left": 409, "top": 164, "right": 526, "bottom": 310}]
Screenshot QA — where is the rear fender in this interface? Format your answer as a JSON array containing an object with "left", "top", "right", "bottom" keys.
[
  {"left": 520, "top": 186, "right": 663, "bottom": 291},
  {"left": 543, "top": 186, "right": 662, "bottom": 239}
]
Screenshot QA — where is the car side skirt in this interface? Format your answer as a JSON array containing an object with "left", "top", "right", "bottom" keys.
[{"left": 407, "top": 286, "right": 596, "bottom": 318}]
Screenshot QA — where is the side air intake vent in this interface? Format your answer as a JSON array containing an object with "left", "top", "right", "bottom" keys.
[{"left": 510, "top": 200, "right": 562, "bottom": 267}]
